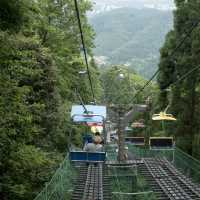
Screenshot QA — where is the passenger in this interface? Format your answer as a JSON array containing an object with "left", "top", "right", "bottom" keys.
[
  {"left": 83, "top": 134, "right": 93, "bottom": 146},
  {"left": 93, "top": 132, "right": 103, "bottom": 152},
  {"left": 94, "top": 131, "right": 102, "bottom": 144},
  {"left": 83, "top": 141, "right": 96, "bottom": 152},
  {"left": 95, "top": 143, "right": 103, "bottom": 152}
]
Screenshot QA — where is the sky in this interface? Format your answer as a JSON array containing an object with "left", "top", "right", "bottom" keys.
[
  {"left": 91, "top": 0, "right": 175, "bottom": 10},
  {"left": 88, "top": 0, "right": 175, "bottom": 17}
]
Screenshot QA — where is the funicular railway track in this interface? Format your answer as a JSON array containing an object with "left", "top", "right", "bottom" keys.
[
  {"left": 139, "top": 158, "right": 200, "bottom": 200},
  {"left": 72, "top": 164, "right": 111, "bottom": 200}
]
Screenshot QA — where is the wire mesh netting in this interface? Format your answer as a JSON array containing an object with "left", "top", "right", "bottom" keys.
[
  {"left": 173, "top": 148, "right": 200, "bottom": 183},
  {"left": 106, "top": 144, "right": 200, "bottom": 200},
  {"left": 106, "top": 144, "right": 200, "bottom": 184},
  {"left": 108, "top": 165, "right": 156, "bottom": 200},
  {"left": 34, "top": 155, "right": 77, "bottom": 200},
  {"left": 34, "top": 145, "right": 200, "bottom": 200}
]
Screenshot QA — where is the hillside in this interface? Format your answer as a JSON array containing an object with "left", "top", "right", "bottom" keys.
[{"left": 90, "top": 8, "right": 173, "bottom": 78}]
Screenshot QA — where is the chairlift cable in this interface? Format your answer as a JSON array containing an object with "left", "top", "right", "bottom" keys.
[
  {"left": 74, "top": 0, "right": 96, "bottom": 103},
  {"left": 168, "top": 64, "right": 200, "bottom": 89},
  {"left": 75, "top": 89, "right": 88, "bottom": 114}
]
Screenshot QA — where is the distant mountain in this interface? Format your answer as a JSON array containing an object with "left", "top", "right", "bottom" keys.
[
  {"left": 89, "top": 0, "right": 175, "bottom": 17},
  {"left": 89, "top": 8, "right": 173, "bottom": 78}
]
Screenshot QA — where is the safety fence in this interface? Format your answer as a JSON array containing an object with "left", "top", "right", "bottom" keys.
[
  {"left": 106, "top": 144, "right": 200, "bottom": 184},
  {"left": 34, "top": 145, "right": 200, "bottom": 200},
  {"left": 173, "top": 147, "right": 200, "bottom": 183},
  {"left": 34, "top": 155, "right": 77, "bottom": 200}
]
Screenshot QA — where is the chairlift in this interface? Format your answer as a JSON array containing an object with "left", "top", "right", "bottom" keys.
[
  {"left": 149, "top": 137, "right": 174, "bottom": 150},
  {"left": 152, "top": 112, "right": 176, "bottom": 121},
  {"left": 152, "top": 105, "right": 176, "bottom": 134},
  {"left": 70, "top": 104, "right": 107, "bottom": 163},
  {"left": 71, "top": 105, "right": 106, "bottom": 123},
  {"left": 152, "top": 104, "right": 176, "bottom": 122},
  {"left": 152, "top": 104, "right": 176, "bottom": 121},
  {"left": 151, "top": 104, "right": 176, "bottom": 151}
]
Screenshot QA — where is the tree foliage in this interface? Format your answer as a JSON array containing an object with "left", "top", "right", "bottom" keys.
[
  {"left": 0, "top": 0, "right": 102, "bottom": 199},
  {"left": 158, "top": 0, "right": 200, "bottom": 158},
  {"left": 101, "top": 65, "right": 157, "bottom": 106}
]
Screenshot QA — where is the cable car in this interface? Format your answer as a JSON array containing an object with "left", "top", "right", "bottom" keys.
[{"left": 69, "top": 105, "right": 107, "bottom": 163}]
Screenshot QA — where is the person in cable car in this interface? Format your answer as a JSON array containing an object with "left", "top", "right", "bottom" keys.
[
  {"left": 94, "top": 131, "right": 102, "bottom": 143},
  {"left": 94, "top": 132, "right": 103, "bottom": 152},
  {"left": 83, "top": 136, "right": 96, "bottom": 152}
]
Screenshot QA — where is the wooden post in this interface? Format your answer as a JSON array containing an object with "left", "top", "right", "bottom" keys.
[{"left": 117, "top": 109, "right": 126, "bottom": 162}]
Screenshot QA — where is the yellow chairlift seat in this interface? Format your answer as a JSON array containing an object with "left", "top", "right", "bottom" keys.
[{"left": 152, "top": 112, "right": 176, "bottom": 121}]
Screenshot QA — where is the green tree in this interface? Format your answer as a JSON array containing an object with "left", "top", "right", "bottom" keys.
[
  {"left": 0, "top": 0, "right": 102, "bottom": 199},
  {"left": 158, "top": 0, "right": 200, "bottom": 158}
]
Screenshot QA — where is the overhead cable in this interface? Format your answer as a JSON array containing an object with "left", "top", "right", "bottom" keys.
[
  {"left": 75, "top": 88, "right": 88, "bottom": 114},
  {"left": 169, "top": 65, "right": 200, "bottom": 88},
  {"left": 74, "top": 0, "right": 96, "bottom": 103}
]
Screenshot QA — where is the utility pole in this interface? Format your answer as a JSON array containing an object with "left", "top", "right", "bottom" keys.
[
  {"left": 111, "top": 105, "right": 126, "bottom": 161},
  {"left": 117, "top": 108, "right": 126, "bottom": 161}
]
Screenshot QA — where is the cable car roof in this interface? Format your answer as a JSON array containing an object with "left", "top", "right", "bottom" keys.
[{"left": 71, "top": 105, "right": 107, "bottom": 123}]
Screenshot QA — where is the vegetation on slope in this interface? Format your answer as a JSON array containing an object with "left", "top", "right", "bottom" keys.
[
  {"left": 100, "top": 66, "right": 157, "bottom": 105},
  {"left": 0, "top": 0, "right": 101, "bottom": 199},
  {"left": 90, "top": 8, "right": 173, "bottom": 78},
  {"left": 158, "top": 0, "right": 200, "bottom": 159}
]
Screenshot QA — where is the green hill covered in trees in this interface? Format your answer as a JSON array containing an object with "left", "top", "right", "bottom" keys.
[
  {"left": 0, "top": 0, "right": 101, "bottom": 199},
  {"left": 1, "top": 0, "right": 200, "bottom": 199},
  {"left": 158, "top": 0, "right": 200, "bottom": 159},
  {"left": 90, "top": 8, "right": 173, "bottom": 78}
]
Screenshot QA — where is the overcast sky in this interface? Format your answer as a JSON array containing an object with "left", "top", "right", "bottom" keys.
[
  {"left": 89, "top": 0, "right": 175, "bottom": 13},
  {"left": 92, "top": 0, "right": 174, "bottom": 3},
  {"left": 91, "top": 0, "right": 174, "bottom": 7}
]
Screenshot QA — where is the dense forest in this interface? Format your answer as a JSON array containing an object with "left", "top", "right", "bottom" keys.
[
  {"left": 158, "top": 0, "right": 200, "bottom": 159},
  {"left": 0, "top": 0, "right": 101, "bottom": 199},
  {"left": 1, "top": 0, "right": 200, "bottom": 200}
]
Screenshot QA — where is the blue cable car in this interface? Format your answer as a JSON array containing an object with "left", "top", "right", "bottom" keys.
[{"left": 70, "top": 105, "right": 107, "bottom": 163}]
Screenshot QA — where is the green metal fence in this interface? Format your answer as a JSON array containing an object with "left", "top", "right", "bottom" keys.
[
  {"left": 34, "top": 155, "right": 77, "bottom": 200},
  {"left": 106, "top": 144, "right": 200, "bottom": 184},
  {"left": 173, "top": 148, "right": 200, "bottom": 184},
  {"left": 34, "top": 145, "right": 200, "bottom": 200}
]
